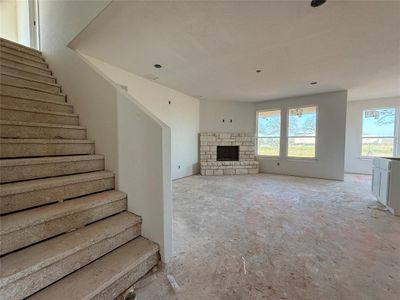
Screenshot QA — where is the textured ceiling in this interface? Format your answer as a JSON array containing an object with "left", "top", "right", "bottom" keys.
[{"left": 71, "top": 0, "right": 400, "bottom": 102}]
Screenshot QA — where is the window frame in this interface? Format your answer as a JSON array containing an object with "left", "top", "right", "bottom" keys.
[
  {"left": 256, "top": 108, "right": 282, "bottom": 158},
  {"left": 286, "top": 105, "right": 319, "bottom": 160},
  {"left": 360, "top": 107, "right": 398, "bottom": 159}
]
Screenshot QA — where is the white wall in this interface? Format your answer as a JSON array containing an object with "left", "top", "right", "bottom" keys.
[
  {"left": 200, "top": 100, "right": 256, "bottom": 133},
  {"left": 38, "top": 0, "right": 172, "bottom": 260},
  {"left": 78, "top": 55, "right": 200, "bottom": 180},
  {"left": 256, "top": 91, "right": 348, "bottom": 180},
  {"left": 345, "top": 97, "right": 400, "bottom": 174},
  {"left": 0, "top": 0, "right": 18, "bottom": 42}
]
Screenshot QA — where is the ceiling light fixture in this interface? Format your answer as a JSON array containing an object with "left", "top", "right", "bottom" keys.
[
  {"left": 311, "top": 0, "right": 327, "bottom": 7},
  {"left": 310, "top": 82, "right": 318, "bottom": 85},
  {"left": 154, "top": 64, "right": 162, "bottom": 69}
]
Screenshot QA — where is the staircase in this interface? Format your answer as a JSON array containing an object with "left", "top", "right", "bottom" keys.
[{"left": 0, "top": 38, "right": 160, "bottom": 299}]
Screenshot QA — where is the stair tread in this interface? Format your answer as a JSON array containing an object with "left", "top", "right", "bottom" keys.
[
  {"left": 0, "top": 56, "right": 49, "bottom": 71},
  {"left": 0, "top": 212, "right": 141, "bottom": 283},
  {"left": 0, "top": 62, "right": 55, "bottom": 79},
  {"left": 0, "top": 170, "right": 113, "bottom": 196},
  {"left": 0, "top": 190, "right": 126, "bottom": 234},
  {"left": 0, "top": 104, "right": 77, "bottom": 117},
  {"left": 0, "top": 83, "right": 65, "bottom": 97},
  {"left": 0, "top": 120, "right": 85, "bottom": 129},
  {"left": 0, "top": 95, "right": 71, "bottom": 107},
  {"left": 28, "top": 237, "right": 159, "bottom": 300},
  {"left": 0, "top": 138, "right": 93, "bottom": 145},
  {"left": 0, "top": 46, "right": 45, "bottom": 62},
  {"left": 0, "top": 72, "right": 60, "bottom": 87},
  {"left": 0, "top": 38, "right": 42, "bottom": 55},
  {"left": 0, "top": 49, "right": 48, "bottom": 67},
  {"left": 0, "top": 154, "right": 104, "bottom": 167}
]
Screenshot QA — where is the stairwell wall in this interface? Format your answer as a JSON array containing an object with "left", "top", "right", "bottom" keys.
[
  {"left": 38, "top": 0, "right": 172, "bottom": 260},
  {"left": 78, "top": 55, "right": 200, "bottom": 180}
]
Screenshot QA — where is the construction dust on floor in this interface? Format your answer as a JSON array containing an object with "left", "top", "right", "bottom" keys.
[{"left": 135, "top": 174, "right": 400, "bottom": 300}]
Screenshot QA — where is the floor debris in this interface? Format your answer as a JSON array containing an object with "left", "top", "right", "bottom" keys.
[
  {"left": 167, "top": 274, "right": 181, "bottom": 293},
  {"left": 242, "top": 256, "right": 247, "bottom": 275}
]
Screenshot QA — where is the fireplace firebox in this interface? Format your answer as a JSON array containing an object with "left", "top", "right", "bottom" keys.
[{"left": 217, "top": 146, "right": 239, "bottom": 161}]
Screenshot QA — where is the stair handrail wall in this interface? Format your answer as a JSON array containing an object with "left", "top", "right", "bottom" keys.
[{"left": 78, "top": 51, "right": 172, "bottom": 261}]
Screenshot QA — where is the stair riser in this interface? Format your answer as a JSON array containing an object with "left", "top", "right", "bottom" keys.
[
  {"left": 0, "top": 108, "right": 79, "bottom": 125},
  {"left": 1, "top": 176, "right": 113, "bottom": 214},
  {"left": 0, "top": 85, "right": 65, "bottom": 102},
  {"left": 0, "top": 124, "right": 86, "bottom": 139},
  {"left": 0, "top": 74, "right": 61, "bottom": 93},
  {"left": 0, "top": 40, "right": 41, "bottom": 57},
  {"left": 0, "top": 51, "right": 48, "bottom": 69},
  {"left": 0, "top": 57, "right": 51, "bottom": 75},
  {"left": 1, "top": 224, "right": 141, "bottom": 300},
  {"left": 0, "top": 198, "right": 127, "bottom": 255},
  {"left": 0, "top": 65, "right": 56, "bottom": 84},
  {"left": 0, "top": 159, "right": 104, "bottom": 183},
  {"left": 0, "top": 46, "right": 45, "bottom": 63},
  {"left": 0, "top": 141, "right": 94, "bottom": 158},
  {"left": 0, "top": 96, "right": 73, "bottom": 113},
  {"left": 94, "top": 252, "right": 159, "bottom": 300}
]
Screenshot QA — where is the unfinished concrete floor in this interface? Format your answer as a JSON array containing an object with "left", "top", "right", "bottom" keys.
[{"left": 135, "top": 174, "right": 400, "bottom": 299}]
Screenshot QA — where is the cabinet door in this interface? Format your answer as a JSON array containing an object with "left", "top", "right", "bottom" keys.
[
  {"left": 372, "top": 167, "right": 380, "bottom": 198},
  {"left": 379, "top": 170, "right": 390, "bottom": 205}
]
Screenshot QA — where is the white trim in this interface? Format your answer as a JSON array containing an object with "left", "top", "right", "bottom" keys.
[
  {"left": 255, "top": 108, "right": 282, "bottom": 157},
  {"left": 286, "top": 105, "right": 319, "bottom": 159},
  {"left": 360, "top": 107, "right": 397, "bottom": 158}
]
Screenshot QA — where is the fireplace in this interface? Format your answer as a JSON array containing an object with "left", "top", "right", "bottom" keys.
[{"left": 217, "top": 146, "right": 239, "bottom": 161}]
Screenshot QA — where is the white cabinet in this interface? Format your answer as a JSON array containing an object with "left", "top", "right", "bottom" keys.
[{"left": 372, "top": 157, "right": 400, "bottom": 216}]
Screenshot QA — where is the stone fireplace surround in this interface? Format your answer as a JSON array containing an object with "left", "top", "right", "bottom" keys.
[{"left": 200, "top": 132, "right": 259, "bottom": 175}]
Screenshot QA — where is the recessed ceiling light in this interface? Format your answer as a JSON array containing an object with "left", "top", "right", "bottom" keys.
[
  {"left": 310, "top": 81, "right": 318, "bottom": 85},
  {"left": 311, "top": 0, "right": 327, "bottom": 7},
  {"left": 256, "top": 70, "right": 262, "bottom": 73},
  {"left": 154, "top": 64, "right": 162, "bottom": 69}
]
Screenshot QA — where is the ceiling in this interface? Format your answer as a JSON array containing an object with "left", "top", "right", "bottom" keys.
[{"left": 70, "top": 0, "right": 400, "bottom": 102}]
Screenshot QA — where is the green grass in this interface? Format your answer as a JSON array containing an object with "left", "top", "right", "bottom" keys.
[
  {"left": 258, "top": 145, "right": 316, "bottom": 158},
  {"left": 362, "top": 143, "right": 393, "bottom": 157}
]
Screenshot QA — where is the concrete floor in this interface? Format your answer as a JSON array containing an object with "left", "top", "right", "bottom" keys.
[{"left": 135, "top": 174, "right": 400, "bottom": 300}]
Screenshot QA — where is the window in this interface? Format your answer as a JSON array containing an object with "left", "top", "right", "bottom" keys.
[
  {"left": 257, "top": 110, "right": 281, "bottom": 156},
  {"left": 361, "top": 108, "right": 397, "bottom": 157},
  {"left": 288, "top": 106, "right": 317, "bottom": 158}
]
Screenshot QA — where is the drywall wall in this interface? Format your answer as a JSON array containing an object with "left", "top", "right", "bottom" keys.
[
  {"left": 256, "top": 91, "right": 348, "bottom": 180},
  {"left": 345, "top": 97, "right": 400, "bottom": 174},
  {"left": 38, "top": 0, "right": 172, "bottom": 260},
  {"left": 0, "top": 0, "right": 18, "bottom": 42},
  {"left": 79, "top": 55, "right": 200, "bottom": 180},
  {"left": 200, "top": 100, "right": 256, "bottom": 133}
]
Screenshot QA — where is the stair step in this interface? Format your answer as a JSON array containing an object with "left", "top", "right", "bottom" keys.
[
  {"left": 0, "top": 63, "right": 56, "bottom": 84},
  {"left": 0, "top": 105, "right": 78, "bottom": 125},
  {"left": 0, "top": 56, "right": 51, "bottom": 75},
  {"left": 0, "top": 95, "right": 73, "bottom": 113},
  {"left": 0, "top": 138, "right": 94, "bottom": 158},
  {"left": 0, "top": 49, "right": 48, "bottom": 69},
  {"left": 0, "top": 38, "right": 42, "bottom": 57},
  {"left": 0, "top": 155, "right": 104, "bottom": 183},
  {"left": 29, "top": 237, "right": 159, "bottom": 300},
  {"left": 0, "top": 83, "right": 65, "bottom": 102},
  {"left": 0, "top": 120, "right": 87, "bottom": 139},
  {"left": 0, "top": 171, "right": 114, "bottom": 214},
  {"left": 0, "top": 212, "right": 141, "bottom": 300},
  {"left": 0, "top": 45, "right": 45, "bottom": 63},
  {"left": 0, "top": 73, "right": 61, "bottom": 93},
  {"left": 0, "top": 190, "right": 127, "bottom": 255}
]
